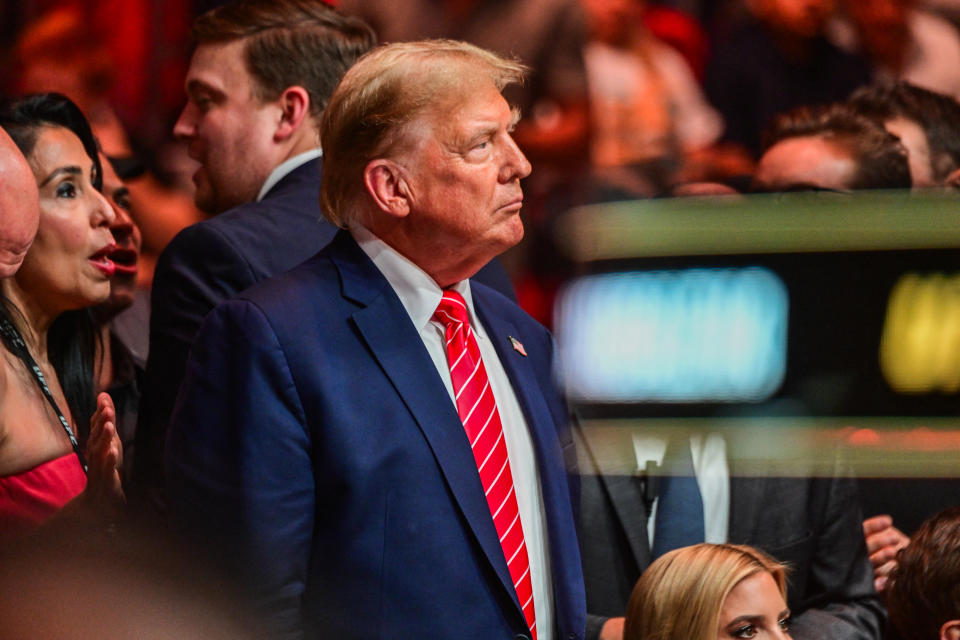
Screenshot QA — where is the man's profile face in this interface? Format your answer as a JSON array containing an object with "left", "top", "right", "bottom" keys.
[
  {"left": 0, "top": 128, "right": 40, "bottom": 278},
  {"left": 392, "top": 77, "right": 532, "bottom": 276},
  {"left": 100, "top": 154, "right": 141, "bottom": 313},
  {"left": 752, "top": 134, "right": 857, "bottom": 192},
  {"left": 173, "top": 39, "right": 281, "bottom": 214}
]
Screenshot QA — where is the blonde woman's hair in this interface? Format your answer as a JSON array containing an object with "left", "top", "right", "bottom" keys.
[
  {"left": 624, "top": 543, "right": 788, "bottom": 640},
  {"left": 319, "top": 39, "right": 527, "bottom": 228}
]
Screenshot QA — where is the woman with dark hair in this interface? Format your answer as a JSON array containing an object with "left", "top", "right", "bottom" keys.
[{"left": 0, "top": 92, "right": 123, "bottom": 534}]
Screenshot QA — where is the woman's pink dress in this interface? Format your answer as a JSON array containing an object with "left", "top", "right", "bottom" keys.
[{"left": 0, "top": 452, "right": 86, "bottom": 533}]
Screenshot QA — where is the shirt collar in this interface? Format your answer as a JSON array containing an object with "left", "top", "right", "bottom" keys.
[
  {"left": 255, "top": 147, "right": 323, "bottom": 202},
  {"left": 350, "top": 225, "right": 481, "bottom": 335}
]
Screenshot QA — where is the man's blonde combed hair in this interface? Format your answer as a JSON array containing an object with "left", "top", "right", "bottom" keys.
[
  {"left": 624, "top": 543, "right": 788, "bottom": 640},
  {"left": 319, "top": 39, "right": 528, "bottom": 228}
]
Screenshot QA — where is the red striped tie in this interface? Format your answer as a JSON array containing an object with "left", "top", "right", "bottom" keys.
[{"left": 434, "top": 290, "right": 537, "bottom": 640}]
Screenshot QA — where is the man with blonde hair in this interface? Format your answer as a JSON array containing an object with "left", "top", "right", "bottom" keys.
[{"left": 166, "top": 39, "right": 586, "bottom": 640}]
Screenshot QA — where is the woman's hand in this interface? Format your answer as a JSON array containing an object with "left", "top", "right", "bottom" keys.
[{"left": 83, "top": 392, "right": 125, "bottom": 511}]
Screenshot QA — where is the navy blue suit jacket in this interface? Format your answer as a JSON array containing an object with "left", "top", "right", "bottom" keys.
[
  {"left": 135, "top": 158, "right": 515, "bottom": 499},
  {"left": 135, "top": 158, "right": 335, "bottom": 495},
  {"left": 165, "top": 231, "right": 585, "bottom": 639}
]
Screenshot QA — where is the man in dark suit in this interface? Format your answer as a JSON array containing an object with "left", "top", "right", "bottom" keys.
[
  {"left": 577, "top": 426, "right": 885, "bottom": 640},
  {"left": 133, "top": 0, "right": 376, "bottom": 503},
  {"left": 165, "top": 40, "right": 586, "bottom": 639}
]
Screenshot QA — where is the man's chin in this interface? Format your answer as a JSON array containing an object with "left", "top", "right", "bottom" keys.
[
  {"left": 193, "top": 188, "right": 225, "bottom": 216},
  {"left": 501, "top": 215, "right": 525, "bottom": 249}
]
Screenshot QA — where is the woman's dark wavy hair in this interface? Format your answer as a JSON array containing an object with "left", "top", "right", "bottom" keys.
[{"left": 0, "top": 92, "right": 103, "bottom": 439}]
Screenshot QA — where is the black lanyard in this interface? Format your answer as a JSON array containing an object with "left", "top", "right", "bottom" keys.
[{"left": 0, "top": 314, "right": 88, "bottom": 473}]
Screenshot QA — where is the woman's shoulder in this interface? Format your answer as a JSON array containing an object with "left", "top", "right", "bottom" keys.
[{"left": 0, "top": 350, "right": 73, "bottom": 476}]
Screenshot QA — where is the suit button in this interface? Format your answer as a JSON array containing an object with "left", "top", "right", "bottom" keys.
[{"left": 513, "top": 635, "right": 530, "bottom": 640}]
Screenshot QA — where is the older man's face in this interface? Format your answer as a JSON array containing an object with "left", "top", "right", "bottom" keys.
[
  {"left": 393, "top": 78, "right": 532, "bottom": 282},
  {"left": 0, "top": 129, "right": 40, "bottom": 278}
]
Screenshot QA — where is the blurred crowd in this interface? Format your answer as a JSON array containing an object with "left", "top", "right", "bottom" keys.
[{"left": 2, "top": 0, "right": 960, "bottom": 639}]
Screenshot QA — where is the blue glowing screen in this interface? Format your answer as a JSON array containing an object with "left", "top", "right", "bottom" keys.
[{"left": 554, "top": 267, "right": 789, "bottom": 403}]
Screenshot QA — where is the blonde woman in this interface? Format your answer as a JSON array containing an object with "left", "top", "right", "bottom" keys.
[{"left": 625, "top": 543, "right": 791, "bottom": 640}]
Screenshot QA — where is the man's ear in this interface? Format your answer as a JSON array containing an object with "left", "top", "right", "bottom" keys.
[
  {"left": 941, "top": 620, "right": 960, "bottom": 640},
  {"left": 274, "top": 86, "right": 311, "bottom": 142},
  {"left": 363, "top": 159, "right": 411, "bottom": 219}
]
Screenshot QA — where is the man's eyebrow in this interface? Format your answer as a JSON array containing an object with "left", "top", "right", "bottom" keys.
[
  {"left": 185, "top": 79, "right": 222, "bottom": 97},
  {"left": 39, "top": 166, "right": 81, "bottom": 187}
]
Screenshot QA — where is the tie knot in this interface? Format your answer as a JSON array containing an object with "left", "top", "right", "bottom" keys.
[{"left": 434, "top": 290, "right": 470, "bottom": 327}]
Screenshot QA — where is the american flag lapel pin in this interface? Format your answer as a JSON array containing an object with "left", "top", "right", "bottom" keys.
[{"left": 508, "top": 335, "right": 527, "bottom": 357}]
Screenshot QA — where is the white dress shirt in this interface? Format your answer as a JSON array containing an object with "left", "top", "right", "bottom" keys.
[
  {"left": 631, "top": 433, "right": 730, "bottom": 547},
  {"left": 255, "top": 148, "right": 323, "bottom": 202},
  {"left": 352, "top": 225, "right": 554, "bottom": 639}
]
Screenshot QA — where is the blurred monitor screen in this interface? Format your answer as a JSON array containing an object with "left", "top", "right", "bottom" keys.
[
  {"left": 556, "top": 268, "right": 788, "bottom": 403},
  {"left": 552, "top": 193, "right": 960, "bottom": 418}
]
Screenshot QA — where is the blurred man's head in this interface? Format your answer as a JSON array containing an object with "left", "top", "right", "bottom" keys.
[
  {"left": 0, "top": 127, "right": 40, "bottom": 278},
  {"left": 753, "top": 103, "right": 911, "bottom": 191},
  {"left": 887, "top": 506, "right": 960, "bottom": 640},
  {"left": 747, "top": 0, "right": 837, "bottom": 38},
  {"left": 173, "top": 0, "right": 375, "bottom": 214},
  {"left": 849, "top": 82, "right": 960, "bottom": 187},
  {"left": 321, "top": 40, "right": 532, "bottom": 287}
]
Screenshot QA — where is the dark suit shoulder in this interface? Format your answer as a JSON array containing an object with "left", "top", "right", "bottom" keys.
[
  {"left": 179, "top": 166, "right": 334, "bottom": 283},
  {"left": 237, "top": 246, "right": 340, "bottom": 308}
]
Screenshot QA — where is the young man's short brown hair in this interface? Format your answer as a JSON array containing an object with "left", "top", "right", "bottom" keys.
[
  {"left": 192, "top": 0, "right": 375, "bottom": 120},
  {"left": 763, "top": 103, "right": 911, "bottom": 190},
  {"left": 887, "top": 506, "right": 960, "bottom": 640}
]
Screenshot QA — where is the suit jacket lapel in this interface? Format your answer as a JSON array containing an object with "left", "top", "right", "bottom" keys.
[
  {"left": 329, "top": 232, "right": 523, "bottom": 616},
  {"left": 576, "top": 423, "right": 652, "bottom": 572}
]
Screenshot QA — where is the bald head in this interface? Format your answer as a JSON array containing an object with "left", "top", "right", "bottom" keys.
[{"left": 0, "top": 128, "right": 39, "bottom": 278}]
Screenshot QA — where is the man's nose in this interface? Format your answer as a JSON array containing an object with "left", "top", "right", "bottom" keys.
[
  {"left": 500, "top": 135, "right": 532, "bottom": 182},
  {"left": 109, "top": 208, "right": 135, "bottom": 243},
  {"left": 173, "top": 104, "right": 196, "bottom": 140}
]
